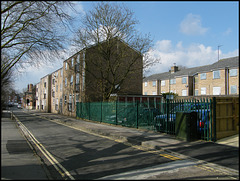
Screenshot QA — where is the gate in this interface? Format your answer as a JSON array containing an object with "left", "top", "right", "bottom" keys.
[{"left": 155, "top": 99, "right": 214, "bottom": 141}]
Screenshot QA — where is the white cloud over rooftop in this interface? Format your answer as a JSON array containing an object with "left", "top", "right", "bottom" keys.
[{"left": 180, "top": 13, "right": 208, "bottom": 36}]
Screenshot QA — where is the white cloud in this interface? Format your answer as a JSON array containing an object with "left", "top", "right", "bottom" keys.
[
  {"left": 145, "top": 40, "right": 239, "bottom": 76},
  {"left": 223, "top": 27, "right": 232, "bottom": 36},
  {"left": 180, "top": 13, "right": 208, "bottom": 35}
]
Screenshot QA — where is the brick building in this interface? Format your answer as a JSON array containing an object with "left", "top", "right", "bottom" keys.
[
  {"left": 36, "top": 74, "right": 51, "bottom": 112},
  {"left": 23, "top": 84, "right": 36, "bottom": 109},
  {"left": 62, "top": 38, "right": 143, "bottom": 117},
  {"left": 51, "top": 68, "right": 63, "bottom": 114},
  {"left": 143, "top": 56, "right": 239, "bottom": 96}
]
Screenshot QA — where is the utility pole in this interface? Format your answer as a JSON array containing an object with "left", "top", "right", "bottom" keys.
[{"left": 218, "top": 45, "right": 223, "bottom": 61}]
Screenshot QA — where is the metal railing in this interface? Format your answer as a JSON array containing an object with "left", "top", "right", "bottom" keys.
[{"left": 76, "top": 98, "right": 216, "bottom": 141}]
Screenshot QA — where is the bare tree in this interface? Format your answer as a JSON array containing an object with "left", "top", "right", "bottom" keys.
[
  {"left": 72, "top": 2, "right": 159, "bottom": 101},
  {"left": 1, "top": 1, "right": 75, "bottom": 83}
]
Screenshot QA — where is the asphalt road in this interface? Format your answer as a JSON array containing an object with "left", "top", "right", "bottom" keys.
[
  {"left": 10, "top": 109, "right": 239, "bottom": 180},
  {"left": 13, "top": 110, "right": 173, "bottom": 180}
]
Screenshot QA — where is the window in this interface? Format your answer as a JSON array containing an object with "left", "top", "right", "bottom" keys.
[
  {"left": 182, "top": 89, "right": 187, "bottom": 96},
  {"left": 44, "top": 82, "right": 46, "bottom": 88},
  {"left": 52, "top": 78, "right": 55, "bottom": 85},
  {"left": 200, "top": 73, "right": 206, "bottom": 80},
  {"left": 161, "top": 80, "right": 165, "bottom": 86},
  {"left": 77, "top": 54, "right": 80, "bottom": 63},
  {"left": 182, "top": 77, "right": 187, "bottom": 84},
  {"left": 170, "top": 79, "right": 176, "bottom": 84},
  {"left": 82, "top": 71, "right": 85, "bottom": 90},
  {"left": 60, "top": 83, "right": 62, "bottom": 91},
  {"left": 72, "top": 94, "right": 74, "bottom": 111},
  {"left": 76, "top": 93, "right": 79, "bottom": 102},
  {"left": 230, "top": 69, "right": 238, "bottom": 76},
  {"left": 56, "top": 85, "right": 58, "bottom": 92},
  {"left": 213, "top": 70, "right": 220, "bottom": 79},
  {"left": 65, "top": 78, "right": 67, "bottom": 87},
  {"left": 76, "top": 73, "right": 80, "bottom": 84},
  {"left": 71, "top": 58, "right": 74, "bottom": 67},
  {"left": 213, "top": 87, "right": 221, "bottom": 95},
  {"left": 201, "top": 87, "right": 206, "bottom": 95},
  {"left": 70, "top": 75, "right": 73, "bottom": 85},
  {"left": 65, "top": 62, "right": 68, "bottom": 70},
  {"left": 64, "top": 95, "right": 67, "bottom": 104},
  {"left": 44, "top": 93, "right": 46, "bottom": 99},
  {"left": 144, "top": 82, "right": 148, "bottom": 87},
  {"left": 152, "top": 91, "right": 156, "bottom": 95},
  {"left": 83, "top": 51, "right": 85, "bottom": 61},
  {"left": 231, "top": 85, "right": 237, "bottom": 94},
  {"left": 195, "top": 90, "right": 198, "bottom": 96},
  {"left": 69, "top": 94, "right": 72, "bottom": 111},
  {"left": 152, "top": 81, "right": 156, "bottom": 87}
]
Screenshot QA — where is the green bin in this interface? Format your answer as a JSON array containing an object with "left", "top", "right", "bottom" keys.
[{"left": 175, "top": 112, "right": 198, "bottom": 141}]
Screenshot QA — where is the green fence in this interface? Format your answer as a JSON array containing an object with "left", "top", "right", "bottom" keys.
[{"left": 76, "top": 98, "right": 216, "bottom": 141}]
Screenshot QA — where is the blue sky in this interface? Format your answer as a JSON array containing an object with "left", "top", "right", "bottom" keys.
[{"left": 14, "top": 1, "right": 239, "bottom": 92}]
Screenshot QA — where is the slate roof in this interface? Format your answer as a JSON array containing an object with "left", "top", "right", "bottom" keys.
[{"left": 144, "top": 56, "right": 239, "bottom": 81}]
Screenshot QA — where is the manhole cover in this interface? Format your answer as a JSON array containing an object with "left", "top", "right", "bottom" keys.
[{"left": 6, "top": 140, "right": 32, "bottom": 154}]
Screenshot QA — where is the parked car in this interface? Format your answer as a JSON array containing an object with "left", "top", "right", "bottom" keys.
[
  {"left": 17, "top": 104, "right": 23, "bottom": 109},
  {"left": 154, "top": 103, "right": 210, "bottom": 132}
]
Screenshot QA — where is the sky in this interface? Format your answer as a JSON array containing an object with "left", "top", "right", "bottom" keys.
[{"left": 14, "top": 1, "right": 239, "bottom": 92}]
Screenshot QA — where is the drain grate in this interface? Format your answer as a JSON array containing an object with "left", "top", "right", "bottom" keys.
[{"left": 6, "top": 140, "right": 32, "bottom": 154}]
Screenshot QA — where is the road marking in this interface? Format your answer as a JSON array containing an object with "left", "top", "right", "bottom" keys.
[
  {"left": 46, "top": 117, "right": 182, "bottom": 161},
  {"left": 13, "top": 114, "right": 75, "bottom": 180}
]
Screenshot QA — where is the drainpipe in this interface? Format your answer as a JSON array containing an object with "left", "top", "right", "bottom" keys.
[
  {"left": 192, "top": 73, "right": 198, "bottom": 96},
  {"left": 226, "top": 68, "right": 229, "bottom": 95}
]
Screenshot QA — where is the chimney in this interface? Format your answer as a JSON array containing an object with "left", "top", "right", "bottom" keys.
[
  {"left": 171, "top": 63, "right": 178, "bottom": 74},
  {"left": 28, "top": 84, "right": 33, "bottom": 92}
]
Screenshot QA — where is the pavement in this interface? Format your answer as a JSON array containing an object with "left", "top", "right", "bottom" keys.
[{"left": 1, "top": 109, "right": 239, "bottom": 180}]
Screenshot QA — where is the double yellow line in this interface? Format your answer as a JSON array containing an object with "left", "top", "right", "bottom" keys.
[{"left": 13, "top": 114, "right": 75, "bottom": 180}]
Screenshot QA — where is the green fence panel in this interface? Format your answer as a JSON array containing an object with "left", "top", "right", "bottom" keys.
[{"left": 76, "top": 98, "right": 215, "bottom": 142}]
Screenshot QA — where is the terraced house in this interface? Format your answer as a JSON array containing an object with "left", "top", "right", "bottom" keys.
[
  {"left": 36, "top": 74, "right": 51, "bottom": 112},
  {"left": 143, "top": 56, "right": 239, "bottom": 96},
  {"left": 51, "top": 68, "right": 63, "bottom": 114}
]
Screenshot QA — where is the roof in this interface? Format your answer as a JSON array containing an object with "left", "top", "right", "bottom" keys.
[{"left": 144, "top": 56, "right": 239, "bottom": 81}]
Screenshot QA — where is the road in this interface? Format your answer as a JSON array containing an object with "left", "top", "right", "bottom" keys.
[{"left": 10, "top": 108, "right": 239, "bottom": 180}]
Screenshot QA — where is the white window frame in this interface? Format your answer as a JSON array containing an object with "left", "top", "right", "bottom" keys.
[
  {"left": 230, "top": 69, "right": 238, "bottom": 77},
  {"left": 200, "top": 73, "right": 206, "bottom": 80},
  {"left": 230, "top": 85, "right": 237, "bottom": 94},
  {"left": 152, "top": 81, "right": 156, "bottom": 87},
  {"left": 71, "top": 58, "right": 74, "bottom": 67},
  {"left": 213, "top": 87, "right": 221, "bottom": 95},
  {"left": 201, "top": 87, "right": 206, "bottom": 95},
  {"left": 161, "top": 80, "right": 165, "bottom": 86},
  {"left": 182, "top": 89, "right": 187, "bottom": 96},
  {"left": 65, "top": 78, "right": 67, "bottom": 87},
  {"left": 182, "top": 77, "right": 187, "bottom": 84},
  {"left": 76, "top": 73, "right": 80, "bottom": 84},
  {"left": 170, "top": 79, "right": 176, "bottom": 85},
  {"left": 65, "top": 62, "right": 68, "bottom": 70},
  {"left": 213, "top": 70, "right": 220, "bottom": 79},
  {"left": 195, "top": 90, "right": 198, "bottom": 96},
  {"left": 144, "top": 82, "right": 148, "bottom": 87}
]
